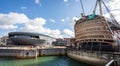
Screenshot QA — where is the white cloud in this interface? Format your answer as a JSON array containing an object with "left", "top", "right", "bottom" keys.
[
  {"left": 0, "top": 25, "right": 17, "bottom": 29},
  {"left": 21, "top": 17, "right": 46, "bottom": 33},
  {"left": 35, "top": 0, "right": 40, "bottom": 4},
  {"left": 72, "top": 17, "right": 79, "bottom": 22},
  {"left": 105, "top": 11, "right": 120, "bottom": 24},
  {"left": 49, "top": 19, "right": 55, "bottom": 23},
  {"left": 0, "top": 12, "right": 28, "bottom": 24},
  {"left": 0, "top": 12, "right": 74, "bottom": 38},
  {"left": 105, "top": 0, "right": 120, "bottom": 24},
  {"left": 35, "top": 0, "right": 41, "bottom": 6},
  {"left": 63, "top": 29, "right": 74, "bottom": 38},
  {"left": 20, "top": 6, "right": 27, "bottom": 10},
  {"left": 48, "top": 29, "right": 63, "bottom": 38},
  {"left": 64, "top": 0, "right": 68, "bottom": 2},
  {"left": 61, "top": 19, "right": 65, "bottom": 22},
  {"left": 108, "top": 0, "right": 120, "bottom": 10},
  {"left": 63, "top": 0, "right": 70, "bottom": 6},
  {"left": 20, "top": 17, "right": 63, "bottom": 38},
  {"left": 75, "top": 0, "right": 79, "bottom": 2},
  {"left": 61, "top": 17, "right": 69, "bottom": 22},
  {"left": 69, "top": 17, "right": 79, "bottom": 28},
  {"left": 0, "top": 12, "right": 28, "bottom": 29}
]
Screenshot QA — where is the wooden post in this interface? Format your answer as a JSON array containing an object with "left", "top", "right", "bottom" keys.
[
  {"left": 91, "top": 42, "right": 93, "bottom": 53},
  {"left": 86, "top": 42, "right": 88, "bottom": 53},
  {"left": 98, "top": 42, "right": 101, "bottom": 58},
  {"left": 35, "top": 49, "right": 38, "bottom": 59}
]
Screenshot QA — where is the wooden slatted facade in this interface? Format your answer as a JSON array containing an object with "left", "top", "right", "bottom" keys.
[{"left": 74, "top": 15, "right": 115, "bottom": 51}]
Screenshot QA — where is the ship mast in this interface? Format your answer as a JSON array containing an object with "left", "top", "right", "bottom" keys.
[
  {"left": 98, "top": 0, "right": 102, "bottom": 16},
  {"left": 80, "top": 0, "right": 85, "bottom": 16},
  {"left": 93, "top": 0, "right": 103, "bottom": 16},
  {"left": 80, "top": 0, "right": 103, "bottom": 16}
]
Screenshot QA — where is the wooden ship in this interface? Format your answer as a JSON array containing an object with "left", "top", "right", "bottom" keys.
[{"left": 74, "top": 0, "right": 120, "bottom": 52}]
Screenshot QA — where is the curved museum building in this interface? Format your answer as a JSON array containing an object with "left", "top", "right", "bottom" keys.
[{"left": 8, "top": 32, "right": 56, "bottom": 45}]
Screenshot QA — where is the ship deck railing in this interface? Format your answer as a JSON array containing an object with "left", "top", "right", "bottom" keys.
[
  {"left": 0, "top": 46, "right": 37, "bottom": 50},
  {"left": 105, "top": 59, "right": 120, "bottom": 66}
]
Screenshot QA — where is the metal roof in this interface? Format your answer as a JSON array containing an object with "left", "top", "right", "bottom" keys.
[{"left": 8, "top": 32, "right": 55, "bottom": 39}]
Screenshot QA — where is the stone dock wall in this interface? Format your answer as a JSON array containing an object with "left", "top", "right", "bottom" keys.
[
  {"left": 67, "top": 51, "right": 110, "bottom": 66},
  {"left": 0, "top": 47, "right": 39, "bottom": 58},
  {"left": 39, "top": 48, "right": 66, "bottom": 56},
  {"left": 0, "top": 46, "right": 66, "bottom": 58}
]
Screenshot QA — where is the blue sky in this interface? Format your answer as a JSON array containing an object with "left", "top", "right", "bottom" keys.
[{"left": 0, "top": 0, "right": 118, "bottom": 38}]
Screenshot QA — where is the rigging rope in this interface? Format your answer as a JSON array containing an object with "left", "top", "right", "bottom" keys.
[
  {"left": 93, "top": 0, "right": 98, "bottom": 14},
  {"left": 93, "top": 0, "right": 120, "bottom": 28},
  {"left": 80, "top": 0, "right": 85, "bottom": 16},
  {"left": 102, "top": 0, "right": 119, "bottom": 25}
]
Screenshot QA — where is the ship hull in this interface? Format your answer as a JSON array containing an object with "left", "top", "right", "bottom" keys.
[{"left": 75, "top": 15, "right": 115, "bottom": 52}]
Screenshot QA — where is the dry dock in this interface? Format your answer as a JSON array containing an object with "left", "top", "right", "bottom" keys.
[
  {"left": 0, "top": 46, "right": 39, "bottom": 58},
  {"left": 39, "top": 46, "right": 66, "bottom": 56},
  {"left": 0, "top": 46, "right": 66, "bottom": 58}
]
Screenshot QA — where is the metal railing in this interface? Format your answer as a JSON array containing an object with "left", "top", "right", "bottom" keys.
[{"left": 105, "top": 59, "right": 120, "bottom": 66}]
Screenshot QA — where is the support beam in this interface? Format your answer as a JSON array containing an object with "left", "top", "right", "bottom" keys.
[
  {"left": 99, "top": 42, "right": 101, "bottom": 54},
  {"left": 91, "top": 42, "right": 93, "bottom": 53},
  {"left": 86, "top": 42, "right": 88, "bottom": 52}
]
